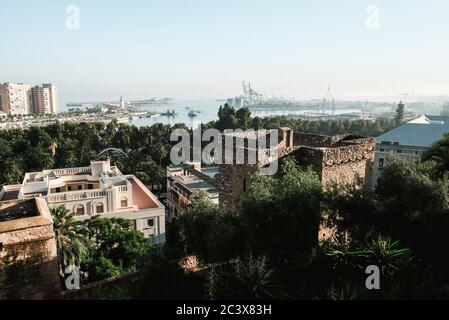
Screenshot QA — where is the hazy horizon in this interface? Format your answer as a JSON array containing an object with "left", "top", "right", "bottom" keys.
[{"left": 1, "top": 0, "right": 449, "bottom": 103}]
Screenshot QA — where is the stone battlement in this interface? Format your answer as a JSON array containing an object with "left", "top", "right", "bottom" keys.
[
  {"left": 218, "top": 128, "right": 376, "bottom": 208},
  {"left": 0, "top": 198, "right": 61, "bottom": 300}
]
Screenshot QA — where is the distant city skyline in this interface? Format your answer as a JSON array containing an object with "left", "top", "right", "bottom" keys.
[{"left": 1, "top": 0, "right": 449, "bottom": 103}]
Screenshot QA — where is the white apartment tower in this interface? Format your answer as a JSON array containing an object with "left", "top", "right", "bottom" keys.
[
  {"left": 0, "top": 83, "right": 31, "bottom": 115},
  {"left": 43, "top": 83, "right": 58, "bottom": 114}
]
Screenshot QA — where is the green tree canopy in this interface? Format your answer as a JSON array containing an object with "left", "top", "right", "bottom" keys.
[{"left": 238, "top": 157, "right": 324, "bottom": 261}]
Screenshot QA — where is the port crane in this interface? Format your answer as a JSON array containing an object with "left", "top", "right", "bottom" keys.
[
  {"left": 322, "top": 86, "right": 335, "bottom": 115},
  {"left": 242, "top": 81, "right": 263, "bottom": 102}
]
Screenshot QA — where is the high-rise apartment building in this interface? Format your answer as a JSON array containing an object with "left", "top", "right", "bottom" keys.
[
  {"left": 0, "top": 82, "right": 58, "bottom": 115},
  {"left": 0, "top": 83, "right": 31, "bottom": 115},
  {"left": 30, "top": 84, "right": 58, "bottom": 114},
  {"left": 43, "top": 83, "right": 58, "bottom": 114}
]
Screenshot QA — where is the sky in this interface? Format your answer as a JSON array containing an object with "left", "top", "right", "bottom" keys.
[{"left": 1, "top": 0, "right": 449, "bottom": 103}]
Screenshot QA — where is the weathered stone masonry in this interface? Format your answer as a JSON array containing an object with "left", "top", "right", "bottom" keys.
[
  {"left": 218, "top": 128, "right": 376, "bottom": 208},
  {"left": 0, "top": 198, "right": 61, "bottom": 300}
]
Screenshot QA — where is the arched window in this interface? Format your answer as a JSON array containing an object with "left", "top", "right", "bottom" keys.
[
  {"left": 95, "top": 203, "right": 104, "bottom": 214},
  {"left": 121, "top": 197, "right": 128, "bottom": 208},
  {"left": 74, "top": 204, "right": 85, "bottom": 216}
]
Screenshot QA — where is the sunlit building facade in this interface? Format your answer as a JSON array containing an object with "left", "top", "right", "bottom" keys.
[{"left": 0, "top": 159, "right": 165, "bottom": 243}]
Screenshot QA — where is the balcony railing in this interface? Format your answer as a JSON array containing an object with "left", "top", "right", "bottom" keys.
[
  {"left": 50, "top": 167, "right": 91, "bottom": 176},
  {"left": 26, "top": 166, "right": 91, "bottom": 182},
  {"left": 47, "top": 190, "right": 107, "bottom": 203},
  {"left": 118, "top": 186, "right": 128, "bottom": 192}
]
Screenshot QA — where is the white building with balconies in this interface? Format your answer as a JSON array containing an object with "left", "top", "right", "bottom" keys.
[{"left": 0, "top": 159, "right": 165, "bottom": 243}]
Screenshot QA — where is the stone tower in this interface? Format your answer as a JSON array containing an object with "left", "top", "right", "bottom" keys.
[
  {"left": 0, "top": 198, "right": 61, "bottom": 299},
  {"left": 218, "top": 128, "right": 376, "bottom": 209}
]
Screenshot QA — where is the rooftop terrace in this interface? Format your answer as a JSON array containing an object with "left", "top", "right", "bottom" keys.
[
  {"left": 0, "top": 199, "right": 39, "bottom": 223},
  {"left": 0, "top": 185, "right": 21, "bottom": 201}
]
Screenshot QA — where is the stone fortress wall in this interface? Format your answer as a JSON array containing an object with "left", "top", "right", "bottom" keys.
[
  {"left": 218, "top": 128, "right": 376, "bottom": 208},
  {"left": 0, "top": 198, "right": 61, "bottom": 300}
]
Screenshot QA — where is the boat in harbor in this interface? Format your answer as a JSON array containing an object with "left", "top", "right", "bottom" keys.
[
  {"left": 188, "top": 110, "right": 197, "bottom": 118},
  {"left": 146, "top": 112, "right": 161, "bottom": 118},
  {"left": 161, "top": 110, "right": 179, "bottom": 117},
  {"left": 116, "top": 118, "right": 129, "bottom": 124},
  {"left": 130, "top": 97, "right": 174, "bottom": 107}
]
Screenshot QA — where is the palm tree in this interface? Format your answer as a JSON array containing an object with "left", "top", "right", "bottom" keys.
[
  {"left": 422, "top": 133, "right": 449, "bottom": 176},
  {"left": 207, "top": 256, "right": 285, "bottom": 300},
  {"left": 40, "top": 153, "right": 55, "bottom": 169},
  {"left": 3, "top": 160, "right": 24, "bottom": 184},
  {"left": 51, "top": 206, "right": 90, "bottom": 276},
  {"left": 154, "top": 143, "right": 168, "bottom": 165},
  {"left": 151, "top": 165, "right": 166, "bottom": 195},
  {"left": 64, "top": 151, "right": 78, "bottom": 168},
  {"left": 352, "top": 235, "right": 413, "bottom": 278}
]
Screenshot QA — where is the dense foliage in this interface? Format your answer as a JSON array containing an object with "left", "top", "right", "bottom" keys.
[
  {"left": 209, "top": 105, "right": 396, "bottom": 137},
  {"left": 161, "top": 154, "right": 449, "bottom": 300},
  {"left": 50, "top": 207, "right": 153, "bottom": 285},
  {"left": 81, "top": 216, "right": 153, "bottom": 281},
  {"left": 0, "top": 120, "right": 185, "bottom": 187}
]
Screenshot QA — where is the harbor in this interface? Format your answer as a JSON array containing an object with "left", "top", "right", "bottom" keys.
[
  {"left": 0, "top": 99, "right": 416, "bottom": 131},
  {"left": 0, "top": 87, "right": 426, "bottom": 131}
]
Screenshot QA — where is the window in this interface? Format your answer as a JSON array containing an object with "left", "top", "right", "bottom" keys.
[
  {"left": 88, "top": 184, "right": 94, "bottom": 190},
  {"left": 78, "top": 185, "right": 82, "bottom": 190},
  {"left": 393, "top": 142, "right": 399, "bottom": 146},
  {"left": 121, "top": 197, "right": 128, "bottom": 208},
  {"left": 95, "top": 203, "right": 104, "bottom": 214},
  {"left": 379, "top": 158, "right": 385, "bottom": 169},
  {"left": 75, "top": 204, "right": 85, "bottom": 216},
  {"left": 396, "top": 150, "right": 403, "bottom": 154},
  {"left": 286, "top": 130, "right": 292, "bottom": 148},
  {"left": 55, "top": 187, "right": 61, "bottom": 193},
  {"left": 379, "top": 148, "right": 385, "bottom": 152},
  {"left": 68, "top": 186, "right": 72, "bottom": 191},
  {"left": 147, "top": 219, "right": 154, "bottom": 228}
]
